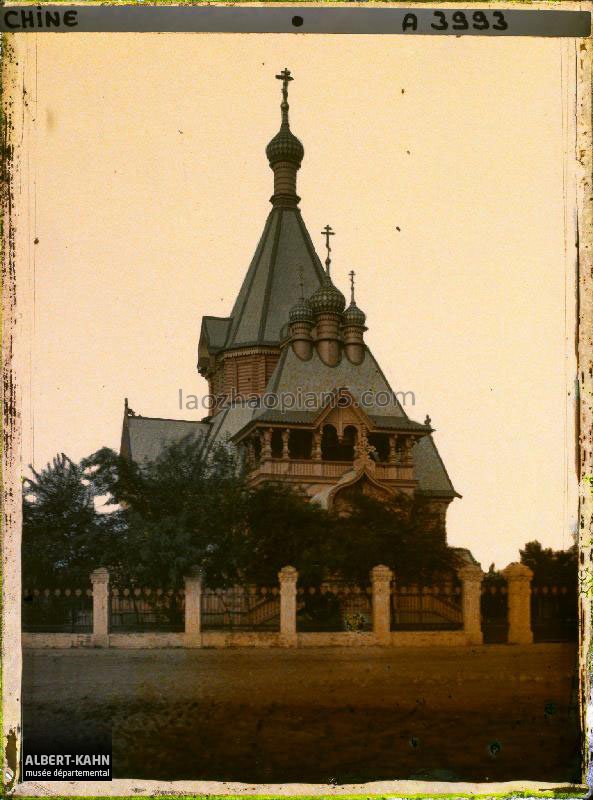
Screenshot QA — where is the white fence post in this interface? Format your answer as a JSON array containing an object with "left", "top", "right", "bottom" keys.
[
  {"left": 502, "top": 562, "right": 534, "bottom": 644},
  {"left": 458, "top": 564, "right": 484, "bottom": 645},
  {"left": 184, "top": 567, "right": 203, "bottom": 646},
  {"left": 90, "top": 568, "right": 110, "bottom": 647},
  {"left": 278, "top": 566, "right": 298, "bottom": 646},
  {"left": 371, "top": 565, "right": 393, "bottom": 645}
]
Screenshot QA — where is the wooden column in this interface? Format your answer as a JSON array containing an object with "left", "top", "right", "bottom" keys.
[
  {"left": 261, "top": 428, "right": 272, "bottom": 459},
  {"left": 282, "top": 429, "right": 290, "bottom": 459}
]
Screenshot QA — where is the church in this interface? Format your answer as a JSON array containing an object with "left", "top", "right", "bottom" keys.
[{"left": 121, "top": 69, "right": 459, "bottom": 531}]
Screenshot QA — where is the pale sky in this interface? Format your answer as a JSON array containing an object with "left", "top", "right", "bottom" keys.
[{"left": 11, "top": 32, "right": 577, "bottom": 569}]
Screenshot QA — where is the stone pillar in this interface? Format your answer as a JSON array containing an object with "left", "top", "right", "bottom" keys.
[
  {"left": 502, "top": 562, "right": 534, "bottom": 644},
  {"left": 458, "top": 564, "right": 484, "bottom": 645},
  {"left": 90, "top": 568, "right": 110, "bottom": 647},
  {"left": 184, "top": 567, "right": 203, "bottom": 646},
  {"left": 278, "top": 566, "right": 298, "bottom": 646},
  {"left": 371, "top": 565, "right": 393, "bottom": 645}
]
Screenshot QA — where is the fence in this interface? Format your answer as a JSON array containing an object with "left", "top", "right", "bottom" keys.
[
  {"left": 531, "top": 585, "right": 577, "bottom": 642},
  {"left": 392, "top": 584, "right": 463, "bottom": 631},
  {"left": 481, "top": 583, "right": 508, "bottom": 644},
  {"left": 110, "top": 587, "right": 185, "bottom": 632},
  {"left": 296, "top": 583, "right": 373, "bottom": 632},
  {"left": 22, "top": 587, "right": 93, "bottom": 632},
  {"left": 22, "top": 561, "right": 572, "bottom": 649},
  {"left": 201, "top": 586, "right": 280, "bottom": 631}
]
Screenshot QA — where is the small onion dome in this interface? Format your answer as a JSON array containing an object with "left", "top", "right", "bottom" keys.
[
  {"left": 266, "top": 125, "right": 304, "bottom": 167},
  {"left": 289, "top": 296, "right": 314, "bottom": 324},
  {"left": 310, "top": 276, "right": 346, "bottom": 315},
  {"left": 343, "top": 300, "right": 366, "bottom": 327}
]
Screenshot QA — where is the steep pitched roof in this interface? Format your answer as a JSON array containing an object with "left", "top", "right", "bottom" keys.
[
  {"left": 217, "top": 345, "right": 459, "bottom": 499},
  {"left": 413, "top": 435, "right": 460, "bottom": 498},
  {"left": 259, "top": 345, "right": 408, "bottom": 419},
  {"left": 223, "top": 206, "right": 326, "bottom": 349},
  {"left": 200, "top": 316, "right": 231, "bottom": 353},
  {"left": 121, "top": 415, "right": 209, "bottom": 463}
]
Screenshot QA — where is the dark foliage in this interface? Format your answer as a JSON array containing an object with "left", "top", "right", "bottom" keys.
[
  {"left": 329, "top": 494, "right": 457, "bottom": 586},
  {"left": 82, "top": 438, "right": 247, "bottom": 588},
  {"left": 24, "top": 438, "right": 459, "bottom": 590},
  {"left": 22, "top": 453, "right": 114, "bottom": 586},
  {"left": 520, "top": 540, "right": 577, "bottom": 587}
]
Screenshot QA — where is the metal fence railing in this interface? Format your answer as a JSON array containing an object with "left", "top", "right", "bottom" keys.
[
  {"left": 391, "top": 584, "right": 463, "bottom": 631},
  {"left": 201, "top": 586, "right": 280, "bottom": 631},
  {"left": 296, "top": 584, "right": 373, "bottom": 632},
  {"left": 109, "top": 587, "right": 185, "bottom": 632},
  {"left": 22, "top": 588, "right": 93, "bottom": 632},
  {"left": 531, "top": 585, "right": 577, "bottom": 643},
  {"left": 481, "top": 583, "right": 508, "bottom": 643}
]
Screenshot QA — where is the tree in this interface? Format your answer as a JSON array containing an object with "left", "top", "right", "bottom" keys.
[
  {"left": 239, "top": 481, "right": 333, "bottom": 587},
  {"left": 330, "top": 493, "right": 457, "bottom": 586},
  {"left": 520, "top": 540, "right": 577, "bottom": 586},
  {"left": 22, "top": 453, "right": 112, "bottom": 586},
  {"left": 25, "top": 438, "right": 461, "bottom": 593},
  {"left": 83, "top": 436, "right": 247, "bottom": 588}
]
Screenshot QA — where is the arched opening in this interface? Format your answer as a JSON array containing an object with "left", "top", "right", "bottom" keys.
[
  {"left": 289, "top": 430, "right": 313, "bottom": 460},
  {"left": 321, "top": 425, "right": 341, "bottom": 461},
  {"left": 321, "top": 424, "right": 357, "bottom": 461},
  {"left": 340, "top": 425, "right": 357, "bottom": 461},
  {"left": 271, "top": 429, "right": 283, "bottom": 459},
  {"left": 368, "top": 432, "right": 390, "bottom": 462}
]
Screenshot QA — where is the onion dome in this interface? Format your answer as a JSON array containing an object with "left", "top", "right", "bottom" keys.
[
  {"left": 343, "top": 300, "right": 366, "bottom": 327},
  {"left": 266, "top": 68, "right": 304, "bottom": 167},
  {"left": 343, "top": 270, "right": 366, "bottom": 326},
  {"left": 289, "top": 295, "right": 314, "bottom": 324},
  {"left": 266, "top": 127, "right": 304, "bottom": 167},
  {"left": 310, "top": 275, "right": 346, "bottom": 315}
]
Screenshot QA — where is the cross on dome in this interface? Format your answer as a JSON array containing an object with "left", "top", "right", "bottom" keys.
[{"left": 321, "top": 224, "right": 335, "bottom": 276}]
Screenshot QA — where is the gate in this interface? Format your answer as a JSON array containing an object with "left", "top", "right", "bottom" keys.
[
  {"left": 201, "top": 586, "right": 280, "bottom": 631},
  {"left": 391, "top": 584, "right": 463, "bottom": 631}
]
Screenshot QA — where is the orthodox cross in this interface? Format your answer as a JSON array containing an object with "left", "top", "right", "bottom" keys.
[
  {"left": 321, "top": 224, "right": 335, "bottom": 276},
  {"left": 276, "top": 68, "right": 293, "bottom": 124},
  {"left": 349, "top": 270, "right": 356, "bottom": 304}
]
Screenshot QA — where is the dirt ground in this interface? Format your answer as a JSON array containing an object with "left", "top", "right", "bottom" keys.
[{"left": 22, "top": 643, "right": 580, "bottom": 784}]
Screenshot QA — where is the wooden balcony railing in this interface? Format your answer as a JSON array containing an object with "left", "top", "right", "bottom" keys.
[{"left": 250, "top": 458, "right": 414, "bottom": 482}]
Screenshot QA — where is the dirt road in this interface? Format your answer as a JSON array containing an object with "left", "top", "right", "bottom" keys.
[{"left": 23, "top": 643, "right": 579, "bottom": 784}]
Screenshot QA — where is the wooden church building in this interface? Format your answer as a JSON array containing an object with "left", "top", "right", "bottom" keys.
[{"left": 121, "top": 69, "right": 460, "bottom": 531}]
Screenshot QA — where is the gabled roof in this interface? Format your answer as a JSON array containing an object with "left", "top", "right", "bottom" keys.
[
  {"left": 220, "top": 206, "right": 326, "bottom": 349},
  {"left": 121, "top": 415, "right": 209, "bottom": 463}
]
